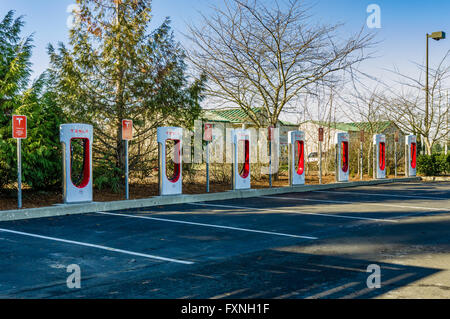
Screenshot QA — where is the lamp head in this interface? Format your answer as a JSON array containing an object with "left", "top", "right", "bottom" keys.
[{"left": 429, "top": 31, "right": 446, "bottom": 41}]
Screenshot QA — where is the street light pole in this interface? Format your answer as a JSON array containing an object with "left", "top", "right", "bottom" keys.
[
  {"left": 425, "top": 31, "right": 446, "bottom": 155},
  {"left": 426, "top": 34, "right": 429, "bottom": 139}
]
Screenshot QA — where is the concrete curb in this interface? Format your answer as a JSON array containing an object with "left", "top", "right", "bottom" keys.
[
  {"left": 420, "top": 176, "right": 450, "bottom": 182},
  {"left": 0, "top": 177, "right": 421, "bottom": 222}
]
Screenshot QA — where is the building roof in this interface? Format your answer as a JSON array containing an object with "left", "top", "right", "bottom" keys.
[
  {"left": 308, "top": 120, "right": 360, "bottom": 132},
  {"left": 307, "top": 120, "right": 395, "bottom": 133},
  {"left": 202, "top": 107, "right": 298, "bottom": 126}
]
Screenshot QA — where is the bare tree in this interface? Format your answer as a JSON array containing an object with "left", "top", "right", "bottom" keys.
[
  {"left": 338, "top": 76, "right": 388, "bottom": 176},
  {"left": 187, "top": 0, "right": 375, "bottom": 127},
  {"left": 380, "top": 51, "right": 450, "bottom": 155}
]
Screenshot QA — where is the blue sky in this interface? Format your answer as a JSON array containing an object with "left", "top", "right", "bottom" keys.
[{"left": 1, "top": 0, "right": 449, "bottom": 84}]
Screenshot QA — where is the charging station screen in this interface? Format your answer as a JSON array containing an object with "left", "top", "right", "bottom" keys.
[
  {"left": 70, "top": 138, "right": 90, "bottom": 188},
  {"left": 166, "top": 139, "right": 181, "bottom": 183},
  {"left": 341, "top": 141, "right": 349, "bottom": 173},
  {"left": 379, "top": 142, "right": 386, "bottom": 170},
  {"left": 296, "top": 140, "right": 304, "bottom": 175},
  {"left": 411, "top": 142, "right": 417, "bottom": 169},
  {"left": 238, "top": 140, "right": 250, "bottom": 179}
]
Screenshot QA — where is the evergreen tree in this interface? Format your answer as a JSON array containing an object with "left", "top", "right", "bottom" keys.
[
  {"left": 17, "top": 73, "right": 66, "bottom": 189},
  {"left": 0, "top": 11, "right": 33, "bottom": 188},
  {"left": 48, "top": 0, "right": 205, "bottom": 190}
]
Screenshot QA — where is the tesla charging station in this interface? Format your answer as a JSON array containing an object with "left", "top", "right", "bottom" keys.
[
  {"left": 232, "top": 129, "right": 251, "bottom": 190},
  {"left": 60, "top": 124, "right": 93, "bottom": 204},
  {"left": 288, "top": 130, "right": 305, "bottom": 186},
  {"left": 373, "top": 134, "right": 386, "bottom": 179},
  {"left": 335, "top": 132, "right": 349, "bottom": 182},
  {"left": 405, "top": 135, "right": 417, "bottom": 177},
  {"left": 158, "top": 127, "right": 183, "bottom": 196}
]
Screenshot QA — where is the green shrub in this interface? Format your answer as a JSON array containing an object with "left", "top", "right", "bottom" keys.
[
  {"left": 417, "top": 155, "right": 436, "bottom": 176},
  {"left": 417, "top": 153, "right": 450, "bottom": 176}
]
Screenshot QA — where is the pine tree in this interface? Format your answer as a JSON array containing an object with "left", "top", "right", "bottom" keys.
[
  {"left": 17, "top": 73, "right": 66, "bottom": 189},
  {"left": 0, "top": 11, "right": 33, "bottom": 188},
  {"left": 48, "top": 0, "right": 205, "bottom": 190}
]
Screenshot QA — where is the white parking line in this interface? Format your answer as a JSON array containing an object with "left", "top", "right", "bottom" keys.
[
  {"left": 0, "top": 228, "right": 194, "bottom": 265},
  {"left": 188, "top": 203, "right": 398, "bottom": 223},
  {"left": 264, "top": 195, "right": 449, "bottom": 212},
  {"left": 96, "top": 212, "right": 317, "bottom": 240},
  {"left": 313, "top": 190, "right": 450, "bottom": 201}
]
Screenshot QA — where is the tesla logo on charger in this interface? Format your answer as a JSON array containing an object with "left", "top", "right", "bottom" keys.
[
  {"left": 12, "top": 115, "right": 27, "bottom": 139},
  {"left": 122, "top": 119, "right": 133, "bottom": 140},
  {"left": 70, "top": 129, "right": 89, "bottom": 134},
  {"left": 204, "top": 123, "right": 213, "bottom": 142}
]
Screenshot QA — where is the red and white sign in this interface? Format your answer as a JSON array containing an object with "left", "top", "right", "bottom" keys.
[
  {"left": 204, "top": 123, "right": 213, "bottom": 142},
  {"left": 12, "top": 115, "right": 27, "bottom": 139},
  {"left": 268, "top": 126, "right": 275, "bottom": 141},
  {"left": 122, "top": 119, "right": 133, "bottom": 140},
  {"left": 318, "top": 127, "right": 324, "bottom": 142}
]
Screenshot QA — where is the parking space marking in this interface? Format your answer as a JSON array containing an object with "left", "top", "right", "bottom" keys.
[
  {"left": 264, "top": 195, "right": 449, "bottom": 212},
  {"left": 96, "top": 212, "right": 317, "bottom": 240},
  {"left": 313, "top": 190, "right": 450, "bottom": 201},
  {"left": 188, "top": 203, "right": 398, "bottom": 223},
  {"left": 0, "top": 228, "right": 194, "bottom": 265}
]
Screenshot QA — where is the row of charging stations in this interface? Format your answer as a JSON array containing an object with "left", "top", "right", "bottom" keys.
[
  {"left": 59, "top": 123, "right": 418, "bottom": 203},
  {"left": 334, "top": 133, "right": 417, "bottom": 182}
]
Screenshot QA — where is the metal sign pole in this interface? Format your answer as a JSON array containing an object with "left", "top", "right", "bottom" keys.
[
  {"left": 318, "top": 128, "right": 323, "bottom": 184},
  {"left": 360, "top": 141, "right": 363, "bottom": 180},
  {"left": 319, "top": 141, "right": 323, "bottom": 184},
  {"left": 122, "top": 119, "right": 133, "bottom": 200},
  {"left": 394, "top": 141, "right": 397, "bottom": 178},
  {"left": 206, "top": 141, "right": 210, "bottom": 193},
  {"left": 17, "top": 138, "right": 22, "bottom": 209},
  {"left": 269, "top": 140, "right": 272, "bottom": 188},
  {"left": 125, "top": 139, "right": 129, "bottom": 200}
]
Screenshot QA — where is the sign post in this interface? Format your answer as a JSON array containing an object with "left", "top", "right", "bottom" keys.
[
  {"left": 13, "top": 115, "right": 27, "bottom": 209},
  {"left": 268, "top": 126, "right": 274, "bottom": 188},
  {"left": 360, "top": 130, "right": 365, "bottom": 180},
  {"left": 122, "top": 119, "right": 133, "bottom": 200},
  {"left": 394, "top": 131, "right": 399, "bottom": 178},
  {"left": 204, "top": 123, "right": 213, "bottom": 193},
  {"left": 318, "top": 127, "right": 324, "bottom": 184}
]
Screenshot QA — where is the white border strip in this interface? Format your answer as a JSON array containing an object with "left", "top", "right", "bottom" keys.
[
  {"left": 264, "top": 195, "right": 449, "bottom": 212},
  {"left": 313, "top": 190, "right": 449, "bottom": 201},
  {"left": 188, "top": 203, "right": 398, "bottom": 223},
  {"left": 96, "top": 211, "right": 317, "bottom": 240},
  {"left": 0, "top": 228, "right": 194, "bottom": 265}
]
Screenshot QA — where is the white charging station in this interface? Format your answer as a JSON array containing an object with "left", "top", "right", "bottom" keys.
[
  {"left": 60, "top": 123, "right": 93, "bottom": 204},
  {"left": 405, "top": 135, "right": 417, "bottom": 177},
  {"left": 158, "top": 127, "right": 183, "bottom": 195},
  {"left": 232, "top": 129, "right": 251, "bottom": 190},
  {"left": 288, "top": 130, "right": 305, "bottom": 186},
  {"left": 373, "top": 134, "right": 386, "bottom": 179},
  {"left": 335, "top": 132, "right": 349, "bottom": 182}
]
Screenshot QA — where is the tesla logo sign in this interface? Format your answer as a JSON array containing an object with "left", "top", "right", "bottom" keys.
[
  {"left": 122, "top": 119, "right": 133, "bottom": 140},
  {"left": 318, "top": 128, "right": 324, "bottom": 142},
  {"left": 268, "top": 126, "right": 275, "bottom": 141},
  {"left": 204, "top": 123, "right": 213, "bottom": 141},
  {"left": 13, "top": 115, "right": 27, "bottom": 139}
]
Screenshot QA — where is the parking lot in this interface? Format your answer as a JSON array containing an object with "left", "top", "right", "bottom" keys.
[{"left": 0, "top": 181, "right": 449, "bottom": 299}]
